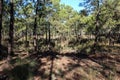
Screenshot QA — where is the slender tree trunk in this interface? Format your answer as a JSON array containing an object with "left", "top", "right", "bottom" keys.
[
  {"left": 46, "top": 25, "right": 48, "bottom": 44},
  {"left": 33, "top": 0, "right": 38, "bottom": 51},
  {"left": 33, "top": 16, "right": 37, "bottom": 51},
  {"left": 48, "top": 22, "right": 51, "bottom": 44},
  {"left": 75, "top": 22, "right": 78, "bottom": 42},
  {"left": 93, "top": 0, "right": 100, "bottom": 53},
  {"left": 8, "top": 0, "right": 14, "bottom": 61},
  {"left": 48, "top": 22, "right": 51, "bottom": 50},
  {"left": 94, "top": 13, "right": 99, "bottom": 44},
  {"left": 25, "top": 25, "right": 28, "bottom": 47},
  {"left": 26, "top": 25, "right": 27, "bottom": 42},
  {"left": 0, "top": 0, "right": 3, "bottom": 45}
]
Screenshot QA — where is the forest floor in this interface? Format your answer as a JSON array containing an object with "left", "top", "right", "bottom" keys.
[
  {"left": 0, "top": 45, "right": 120, "bottom": 80},
  {"left": 32, "top": 51, "right": 120, "bottom": 80}
]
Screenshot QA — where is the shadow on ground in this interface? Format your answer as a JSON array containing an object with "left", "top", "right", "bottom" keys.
[
  {"left": 28, "top": 50, "right": 120, "bottom": 80},
  {"left": 0, "top": 45, "right": 8, "bottom": 60},
  {"left": 0, "top": 49, "right": 120, "bottom": 80}
]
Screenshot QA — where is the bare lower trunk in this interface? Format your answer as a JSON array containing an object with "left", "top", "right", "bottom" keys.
[
  {"left": 48, "top": 22, "right": 51, "bottom": 50},
  {"left": 0, "top": 0, "right": 3, "bottom": 45},
  {"left": 48, "top": 22, "right": 51, "bottom": 44},
  {"left": 25, "top": 25, "right": 29, "bottom": 47},
  {"left": 46, "top": 26, "right": 48, "bottom": 44},
  {"left": 33, "top": 0, "right": 39, "bottom": 52},
  {"left": 93, "top": 0, "right": 100, "bottom": 54},
  {"left": 33, "top": 18, "right": 37, "bottom": 51},
  {"left": 9, "top": 2, "right": 14, "bottom": 53},
  {"left": 8, "top": 0, "right": 14, "bottom": 62}
]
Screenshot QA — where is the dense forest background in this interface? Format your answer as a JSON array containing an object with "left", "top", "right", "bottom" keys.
[{"left": 0, "top": 0, "right": 120, "bottom": 80}]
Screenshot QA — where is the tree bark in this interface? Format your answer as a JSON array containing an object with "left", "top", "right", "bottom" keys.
[
  {"left": 9, "top": 0, "right": 14, "bottom": 53},
  {"left": 93, "top": 0, "right": 100, "bottom": 53},
  {"left": 0, "top": 0, "right": 3, "bottom": 45},
  {"left": 48, "top": 22, "right": 51, "bottom": 44},
  {"left": 33, "top": 0, "right": 39, "bottom": 51},
  {"left": 25, "top": 25, "right": 29, "bottom": 47},
  {"left": 8, "top": 0, "right": 14, "bottom": 61},
  {"left": 75, "top": 22, "right": 78, "bottom": 42}
]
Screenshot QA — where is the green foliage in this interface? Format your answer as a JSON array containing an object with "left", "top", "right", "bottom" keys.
[{"left": 1, "top": 0, "right": 120, "bottom": 53}]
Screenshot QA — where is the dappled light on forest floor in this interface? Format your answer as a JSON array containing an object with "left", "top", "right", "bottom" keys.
[
  {"left": 0, "top": 49, "right": 120, "bottom": 80},
  {"left": 11, "top": 51, "right": 120, "bottom": 80}
]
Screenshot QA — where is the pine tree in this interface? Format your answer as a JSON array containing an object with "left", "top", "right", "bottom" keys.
[{"left": 0, "top": 0, "right": 3, "bottom": 45}]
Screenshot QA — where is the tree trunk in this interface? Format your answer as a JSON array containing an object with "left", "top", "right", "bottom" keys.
[
  {"left": 46, "top": 25, "right": 48, "bottom": 44},
  {"left": 0, "top": 0, "right": 3, "bottom": 45},
  {"left": 93, "top": 0, "right": 100, "bottom": 53},
  {"left": 33, "top": 16, "right": 37, "bottom": 51},
  {"left": 48, "top": 22, "right": 51, "bottom": 50},
  {"left": 25, "top": 25, "right": 29, "bottom": 47},
  {"left": 75, "top": 22, "right": 78, "bottom": 42},
  {"left": 48, "top": 22, "right": 51, "bottom": 44},
  {"left": 33, "top": 0, "right": 38, "bottom": 51},
  {"left": 26, "top": 25, "right": 27, "bottom": 42},
  {"left": 8, "top": 0, "right": 14, "bottom": 61}
]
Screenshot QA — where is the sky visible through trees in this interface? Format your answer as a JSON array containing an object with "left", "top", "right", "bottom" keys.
[{"left": 60, "top": 0, "right": 85, "bottom": 11}]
